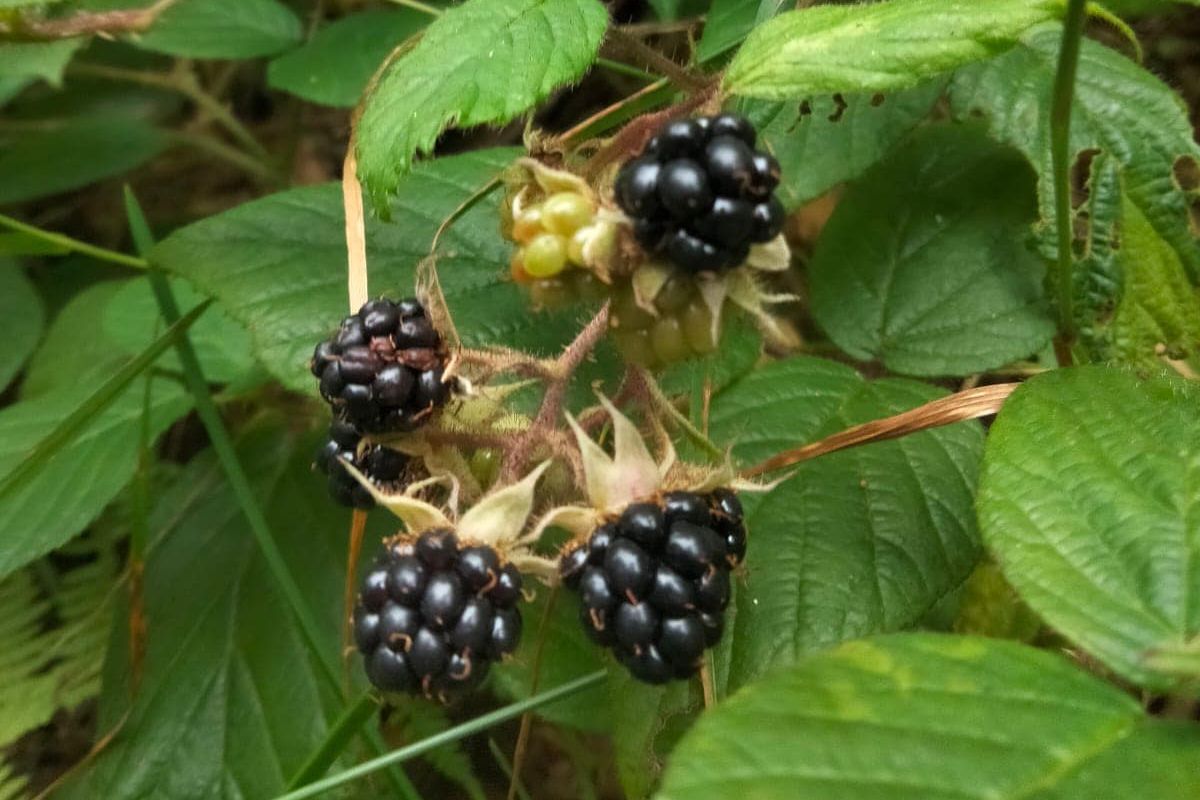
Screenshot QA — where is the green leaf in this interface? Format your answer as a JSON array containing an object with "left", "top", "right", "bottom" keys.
[
  {"left": 103, "top": 276, "right": 257, "bottom": 385},
  {"left": 949, "top": 26, "right": 1200, "bottom": 364},
  {"left": 22, "top": 280, "right": 128, "bottom": 398},
  {"left": 267, "top": 9, "right": 428, "bottom": 108},
  {"left": 609, "top": 675, "right": 698, "bottom": 800},
  {"left": 696, "top": 0, "right": 788, "bottom": 63},
  {"left": 0, "top": 117, "right": 167, "bottom": 205},
  {"left": 71, "top": 422, "right": 354, "bottom": 798},
  {"left": 491, "top": 590, "right": 611, "bottom": 733},
  {"left": 737, "top": 79, "right": 944, "bottom": 208},
  {"left": 0, "top": 39, "right": 82, "bottom": 87},
  {"left": 0, "top": 373, "right": 190, "bottom": 579},
  {"left": 154, "top": 148, "right": 604, "bottom": 394},
  {"left": 977, "top": 366, "right": 1200, "bottom": 691},
  {"left": 0, "top": 260, "right": 43, "bottom": 390},
  {"left": 707, "top": 357, "right": 985, "bottom": 690},
  {"left": 723, "top": 0, "right": 1063, "bottom": 99},
  {"left": 386, "top": 703, "right": 485, "bottom": 800},
  {"left": 809, "top": 123, "right": 1056, "bottom": 376},
  {"left": 98, "top": 0, "right": 303, "bottom": 58},
  {"left": 355, "top": 0, "right": 608, "bottom": 211},
  {"left": 659, "top": 633, "right": 1200, "bottom": 800}
]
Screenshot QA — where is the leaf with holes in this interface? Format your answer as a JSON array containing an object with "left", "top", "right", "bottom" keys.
[
  {"left": 267, "top": 9, "right": 429, "bottom": 108},
  {"left": 809, "top": 123, "right": 1055, "bottom": 376},
  {"left": 737, "top": 79, "right": 944, "bottom": 208},
  {"left": 354, "top": 0, "right": 609, "bottom": 212},
  {"left": 153, "top": 148, "right": 611, "bottom": 394},
  {"left": 706, "top": 357, "right": 985, "bottom": 690},
  {"left": 978, "top": 367, "right": 1200, "bottom": 690},
  {"left": 723, "top": 0, "right": 1063, "bottom": 99},
  {"left": 660, "top": 634, "right": 1200, "bottom": 800},
  {"left": 949, "top": 25, "right": 1200, "bottom": 363}
]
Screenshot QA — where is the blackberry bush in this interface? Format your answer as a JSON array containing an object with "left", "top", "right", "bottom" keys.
[
  {"left": 615, "top": 114, "right": 785, "bottom": 274},
  {"left": 354, "top": 529, "right": 523, "bottom": 699},
  {"left": 310, "top": 297, "right": 451, "bottom": 434},
  {"left": 559, "top": 489, "right": 746, "bottom": 683}
]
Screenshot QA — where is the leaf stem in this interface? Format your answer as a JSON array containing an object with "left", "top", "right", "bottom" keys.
[
  {"left": 1050, "top": 0, "right": 1087, "bottom": 351},
  {"left": 274, "top": 670, "right": 609, "bottom": 800},
  {"left": 0, "top": 213, "right": 147, "bottom": 269}
]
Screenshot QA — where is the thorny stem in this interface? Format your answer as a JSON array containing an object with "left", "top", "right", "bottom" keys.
[
  {"left": 498, "top": 304, "right": 611, "bottom": 483},
  {"left": 631, "top": 367, "right": 724, "bottom": 461},
  {"left": 0, "top": 0, "right": 177, "bottom": 40},
  {"left": 603, "top": 27, "right": 710, "bottom": 93}
]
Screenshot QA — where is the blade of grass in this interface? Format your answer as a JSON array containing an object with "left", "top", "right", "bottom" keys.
[
  {"left": 275, "top": 670, "right": 609, "bottom": 800},
  {"left": 0, "top": 213, "right": 147, "bottom": 269},
  {"left": 124, "top": 189, "right": 422, "bottom": 800},
  {"left": 488, "top": 739, "right": 533, "bottom": 800},
  {"left": 287, "top": 691, "right": 379, "bottom": 789},
  {"left": 0, "top": 302, "right": 207, "bottom": 505}
]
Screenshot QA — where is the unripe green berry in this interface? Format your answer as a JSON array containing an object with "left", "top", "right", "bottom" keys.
[
  {"left": 524, "top": 233, "right": 568, "bottom": 278},
  {"left": 541, "top": 192, "right": 594, "bottom": 236}
]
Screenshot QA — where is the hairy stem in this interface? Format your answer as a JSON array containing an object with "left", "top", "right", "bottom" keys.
[{"left": 1050, "top": 0, "right": 1087, "bottom": 358}]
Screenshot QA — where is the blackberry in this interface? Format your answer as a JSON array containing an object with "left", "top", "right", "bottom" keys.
[
  {"left": 559, "top": 489, "right": 747, "bottom": 684},
  {"left": 310, "top": 297, "right": 451, "bottom": 434},
  {"left": 353, "top": 530, "right": 523, "bottom": 700},
  {"left": 314, "top": 420, "right": 409, "bottom": 510},
  {"left": 615, "top": 113, "right": 784, "bottom": 274}
]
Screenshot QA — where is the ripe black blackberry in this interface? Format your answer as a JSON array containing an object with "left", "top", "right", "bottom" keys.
[
  {"left": 353, "top": 529, "right": 524, "bottom": 700},
  {"left": 310, "top": 297, "right": 451, "bottom": 434},
  {"left": 558, "top": 488, "right": 747, "bottom": 684},
  {"left": 615, "top": 113, "right": 785, "bottom": 274},
  {"left": 314, "top": 419, "right": 409, "bottom": 510}
]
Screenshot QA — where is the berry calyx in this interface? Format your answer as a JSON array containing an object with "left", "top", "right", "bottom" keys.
[
  {"left": 310, "top": 297, "right": 452, "bottom": 434},
  {"left": 558, "top": 489, "right": 747, "bottom": 684},
  {"left": 615, "top": 113, "right": 784, "bottom": 274},
  {"left": 353, "top": 530, "right": 524, "bottom": 700}
]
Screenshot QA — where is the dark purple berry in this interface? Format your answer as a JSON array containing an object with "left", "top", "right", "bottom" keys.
[
  {"left": 580, "top": 567, "right": 617, "bottom": 610},
  {"left": 751, "top": 196, "right": 786, "bottom": 242},
  {"left": 710, "top": 113, "right": 756, "bottom": 145},
  {"left": 416, "top": 529, "right": 458, "bottom": 569},
  {"left": 397, "top": 298, "right": 424, "bottom": 318},
  {"left": 617, "top": 502, "right": 666, "bottom": 551},
  {"left": 663, "top": 521, "right": 725, "bottom": 579},
  {"left": 656, "top": 119, "right": 706, "bottom": 158},
  {"left": 614, "top": 602, "right": 660, "bottom": 650},
  {"left": 659, "top": 615, "right": 705, "bottom": 669},
  {"left": 380, "top": 602, "right": 421, "bottom": 651},
  {"left": 367, "top": 647, "right": 414, "bottom": 692},
  {"left": 618, "top": 643, "right": 672, "bottom": 685},
  {"left": 560, "top": 546, "right": 589, "bottom": 589},
  {"left": 587, "top": 524, "right": 616, "bottom": 565},
  {"left": 318, "top": 363, "right": 344, "bottom": 401},
  {"left": 694, "top": 567, "right": 731, "bottom": 613},
  {"left": 449, "top": 597, "right": 493, "bottom": 653},
  {"left": 353, "top": 608, "right": 381, "bottom": 652},
  {"left": 409, "top": 627, "right": 449, "bottom": 677},
  {"left": 666, "top": 228, "right": 725, "bottom": 273},
  {"left": 398, "top": 316, "right": 439, "bottom": 349},
  {"left": 699, "top": 610, "right": 724, "bottom": 646},
  {"left": 421, "top": 572, "right": 466, "bottom": 630},
  {"left": 662, "top": 491, "right": 712, "bottom": 528},
  {"left": 696, "top": 197, "right": 755, "bottom": 248},
  {"left": 373, "top": 365, "right": 415, "bottom": 406},
  {"left": 658, "top": 160, "right": 713, "bottom": 220},
  {"left": 334, "top": 316, "right": 368, "bottom": 349},
  {"left": 489, "top": 563, "right": 523, "bottom": 609},
  {"left": 361, "top": 568, "right": 389, "bottom": 611},
  {"left": 412, "top": 367, "right": 449, "bottom": 411},
  {"left": 329, "top": 419, "right": 360, "bottom": 449},
  {"left": 361, "top": 298, "right": 399, "bottom": 337},
  {"left": 385, "top": 556, "right": 427, "bottom": 605},
  {"left": 617, "top": 158, "right": 662, "bottom": 217},
  {"left": 311, "top": 340, "right": 338, "bottom": 377},
  {"left": 458, "top": 546, "right": 500, "bottom": 592},
  {"left": 648, "top": 565, "right": 693, "bottom": 615},
  {"left": 725, "top": 521, "right": 748, "bottom": 566},
  {"left": 705, "top": 135, "right": 757, "bottom": 196},
  {"left": 605, "top": 539, "right": 654, "bottom": 601},
  {"left": 489, "top": 608, "right": 522, "bottom": 657}
]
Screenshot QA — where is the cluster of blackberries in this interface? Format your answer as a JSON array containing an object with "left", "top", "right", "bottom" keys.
[
  {"left": 314, "top": 419, "right": 408, "bottom": 510},
  {"left": 311, "top": 297, "right": 450, "bottom": 433},
  {"left": 615, "top": 113, "right": 784, "bottom": 274},
  {"left": 353, "top": 529, "right": 524, "bottom": 699},
  {"left": 559, "top": 489, "right": 746, "bottom": 684},
  {"left": 310, "top": 297, "right": 450, "bottom": 508}
]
